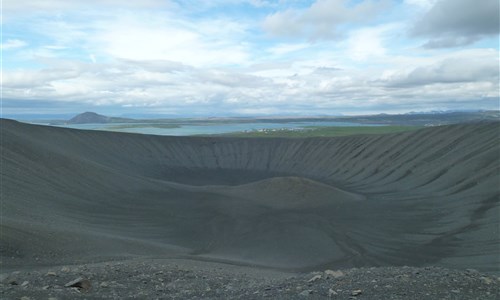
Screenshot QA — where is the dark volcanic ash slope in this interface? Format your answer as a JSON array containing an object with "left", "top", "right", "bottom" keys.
[{"left": 1, "top": 119, "right": 499, "bottom": 273}]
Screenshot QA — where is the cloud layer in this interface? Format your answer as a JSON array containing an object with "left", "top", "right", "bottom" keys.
[
  {"left": 263, "top": 0, "right": 386, "bottom": 40},
  {"left": 411, "top": 0, "right": 500, "bottom": 48},
  {"left": 3, "top": 0, "right": 499, "bottom": 116}
]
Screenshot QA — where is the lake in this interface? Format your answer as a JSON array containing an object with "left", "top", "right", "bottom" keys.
[{"left": 51, "top": 121, "right": 382, "bottom": 136}]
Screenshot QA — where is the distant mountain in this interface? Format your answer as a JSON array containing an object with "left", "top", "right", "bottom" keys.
[
  {"left": 404, "top": 110, "right": 485, "bottom": 115},
  {"left": 68, "top": 112, "right": 110, "bottom": 124},
  {"left": 20, "top": 110, "right": 499, "bottom": 126},
  {"left": 67, "top": 112, "right": 134, "bottom": 124},
  {"left": 336, "top": 110, "right": 500, "bottom": 126}
]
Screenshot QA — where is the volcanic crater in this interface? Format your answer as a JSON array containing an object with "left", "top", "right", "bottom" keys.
[{"left": 1, "top": 119, "right": 499, "bottom": 274}]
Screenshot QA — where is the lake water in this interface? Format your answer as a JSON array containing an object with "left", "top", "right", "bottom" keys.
[{"left": 51, "top": 121, "right": 381, "bottom": 136}]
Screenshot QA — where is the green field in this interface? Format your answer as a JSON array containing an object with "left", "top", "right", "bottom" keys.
[{"left": 216, "top": 125, "right": 424, "bottom": 138}]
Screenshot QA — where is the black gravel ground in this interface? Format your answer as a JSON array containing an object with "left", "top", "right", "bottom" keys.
[{"left": 1, "top": 259, "right": 499, "bottom": 299}]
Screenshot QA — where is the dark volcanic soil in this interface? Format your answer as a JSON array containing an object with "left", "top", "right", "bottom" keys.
[{"left": 1, "top": 259, "right": 499, "bottom": 299}]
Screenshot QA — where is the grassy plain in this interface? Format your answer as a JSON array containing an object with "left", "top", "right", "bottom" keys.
[{"left": 216, "top": 125, "right": 424, "bottom": 138}]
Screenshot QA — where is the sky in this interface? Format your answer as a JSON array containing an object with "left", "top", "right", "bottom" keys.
[{"left": 1, "top": 0, "right": 499, "bottom": 117}]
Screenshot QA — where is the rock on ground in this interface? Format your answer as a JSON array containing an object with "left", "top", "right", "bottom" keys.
[{"left": 1, "top": 259, "right": 499, "bottom": 299}]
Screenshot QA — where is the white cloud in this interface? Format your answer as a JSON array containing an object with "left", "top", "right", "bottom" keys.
[
  {"left": 411, "top": 0, "right": 499, "bottom": 48},
  {"left": 3, "top": 0, "right": 499, "bottom": 115},
  {"left": 11, "top": 10, "right": 253, "bottom": 68},
  {"left": 3, "top": 67, "right": 81, "bottom": 89},
  {"left": 346, "top": 25, "right": 394, "bottom": 61},
  {"left": 99, "top": 27, "right": 248, "bottom": 67},
  {"left": 263, "top": 0, "right": 388, "bottom": 40},
  {"left": 404, "top": 0, "right": 437, "bottom": 9},
  {"left": 381, "top": 49, "right": 499, "bottom": 87},
  {"left": 3, "top": 49, "right": 498, "bottom": 115},
  {"left": 267, "top": 43, "right": 310, "bottom": 55},
  {"left": 1, "top": 39, "right": 28, "bottom": 50},
  {"left": 187, "top": 0, "right": 276, "bottom": 8},
  {"left": 4, "top": 0, "right": 171, "bottom": 13}
]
